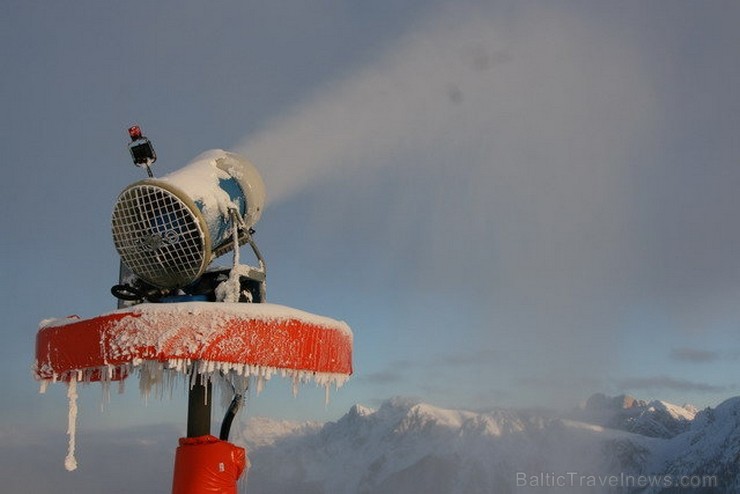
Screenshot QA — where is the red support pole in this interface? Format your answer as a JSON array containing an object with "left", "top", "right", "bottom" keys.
[{"left": 172, "top": 435, "right": 247, "bottom": 494}]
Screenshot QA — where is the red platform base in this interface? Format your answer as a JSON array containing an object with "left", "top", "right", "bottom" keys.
[
  {"left": 34, "top": 301, "right": 353, "bottom": 477},
  {"left": 34, "top": 302, "right": 353, "bottom": 388}
]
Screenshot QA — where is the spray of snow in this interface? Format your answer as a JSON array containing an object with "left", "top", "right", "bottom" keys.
[
  {"left": 233, "top": 3, "right": 660, "bottom": 409},
  {"left": 64, "top": 376, "right": 78, "bottom": 472}
]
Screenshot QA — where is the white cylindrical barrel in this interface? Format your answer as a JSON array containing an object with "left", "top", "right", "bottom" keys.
[{"left": 111, "top": 150, "right": 265, "bottom": 289}]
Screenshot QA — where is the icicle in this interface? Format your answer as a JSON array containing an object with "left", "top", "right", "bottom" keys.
[
  {"left": 203, "top": 374, "right": 210, "bottom": 405},
  {"left": 231, "top": 215, "right": 241, "bottom": 267},
  {"left": 100, "top": 379, "right": 110, "bottom": 413},
  {"left": 292, "top": 375, "right": 300, "bottom": 397},
  {"left": 65, "top": 376, "right": 79, "bottom": 471},
  {"left": 215, "top": 212, "right": 244, "bottom": 303}
]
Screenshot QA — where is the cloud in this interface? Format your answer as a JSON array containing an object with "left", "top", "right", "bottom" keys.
[
  {"left": 434, "top": 349, "right": 499, "bottom": 368},
  {"left": 358, "top": 349, "right": 501, "bottom": 409},
  {"left": 361, "top": 369, "right": 406, "bottom": 385},
  {"left": 365, "top": 349, "right": 499, "bottom": 378},
  {"left": 617, "top": 376, "right": 728, "bottom": 394},
  {"left": 670, "top": 347, "right": 720, "bottom": 363}
]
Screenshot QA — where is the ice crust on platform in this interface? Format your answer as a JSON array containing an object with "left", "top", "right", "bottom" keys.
[{"left": 37, "top": 302, "right": 352, "bottom": 395}]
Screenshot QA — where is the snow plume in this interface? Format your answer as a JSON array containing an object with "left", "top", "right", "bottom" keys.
[{"left": 235, "top": 3, "right": 657, "bottom": 407}]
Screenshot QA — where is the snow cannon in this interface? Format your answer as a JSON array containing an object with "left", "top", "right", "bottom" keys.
[
  {"left": 33, "top": 126, "right": 353, "bottom": 494},
  {"left": 112, "top": 149, "right": 265, "bottom": 291}
]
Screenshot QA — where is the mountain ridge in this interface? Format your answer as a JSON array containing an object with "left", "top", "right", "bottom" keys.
[{"left": 239, "top": 394, "right": 740, "bottom": 493}]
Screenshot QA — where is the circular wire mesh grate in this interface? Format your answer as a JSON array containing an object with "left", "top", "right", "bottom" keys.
[{"left": 112, "top": 183, "right": 208, "bottom": 289}]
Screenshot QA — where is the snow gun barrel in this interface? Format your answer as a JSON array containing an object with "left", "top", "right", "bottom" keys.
[{"left": 111, "top": 150, "right": 266, "bottom": 291}]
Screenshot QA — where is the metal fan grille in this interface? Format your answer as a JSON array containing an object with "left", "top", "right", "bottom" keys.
[{"left": 112, "top": 183, "right": 207, "bottom": 289}]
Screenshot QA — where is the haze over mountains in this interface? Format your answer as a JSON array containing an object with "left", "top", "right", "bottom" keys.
[
  {"left": 241, "top": 394, "right": 740, "bottom": 494},
  {"left": 2, "top": 393, "right": 737, "bottom": 493}
]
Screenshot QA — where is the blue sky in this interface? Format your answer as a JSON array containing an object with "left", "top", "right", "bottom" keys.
[{"left": 2, "top": 0, "right": 740, "bottom": 450}]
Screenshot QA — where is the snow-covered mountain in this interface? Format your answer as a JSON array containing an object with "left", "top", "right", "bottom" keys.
[
  {"left": 640, "top": 397, "right": 740, "bottom": 494},
  {"left": 573, "top": 393, "right": 698, "bottom": 438},
  {"left": 239, "top": 395, "right": 740, "bottom": 494}
]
